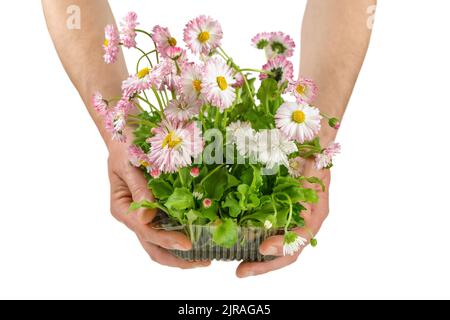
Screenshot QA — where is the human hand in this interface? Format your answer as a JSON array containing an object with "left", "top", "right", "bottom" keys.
[
  {"left": 107, "top": 140, "right": 211, "bottom": 269},
  {"left": 236, "top": 159, "right": 330, "bottom": 277}
]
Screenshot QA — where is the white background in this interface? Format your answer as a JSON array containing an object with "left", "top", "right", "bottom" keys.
[{"left": 0, "top": 0, "right": 449, "bottom": 299}]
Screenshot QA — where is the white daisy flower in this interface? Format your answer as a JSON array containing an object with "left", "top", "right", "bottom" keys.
[
  {"left": 226, "top": 121, "right": 252, "bottom": 144},
  {"left": 264, "top": 220, "right": 273, "bottom": 230},
  {"left": 257, "top": 129, "right": 297, "bottom": 170},
  {"left": 183, "top": 15, "right": 223, "bottom": 55},
  {"left": 283, "top": 231, "right": 307, "bottom": 256},
  {"left": 288, "top": 156, "right": 306, "bottom": 178},
  {"left": 275, "top": 102, "right": 322, "bottom": 143},
  {"left": 193, "top": 191, "right": 203, "bottom": 200},
  {"left": 181, "top": 64, "right": 204, "bottom": 103},
  {"left": 201, "top": 58, "right": 236, "bottom": 112},
  {"left": 235, "top": 126, "right": 259, "bottom": 160}
]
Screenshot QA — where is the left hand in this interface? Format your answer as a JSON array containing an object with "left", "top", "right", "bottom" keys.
[{"left": 236, "top": 159, "right": 330, "bottom": 277}]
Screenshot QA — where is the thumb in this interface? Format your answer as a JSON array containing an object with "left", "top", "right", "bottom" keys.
[{"left": 123, "top": 165, "right": 157, "bottom": 224}]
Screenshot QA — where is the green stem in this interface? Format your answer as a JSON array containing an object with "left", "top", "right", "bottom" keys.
[
  {"left": 320, "top": 112, "right": 333, "bottom": 120},
  {"left": 136, "top": 50, "right": 156, "bottom": 74},
  {"left": 136, "top": 95, "right": 158, "bottom": 113},
  {"left": 217, "top": 47, "right": 256, "bottom": 108},
  {"left": 135, "top": 47, "right": 153, "bottom": 68},
  {"left": 151, "top": 87, "right": 164, "bottom": 112},
  {"left": 238, "top": 68, "right": 274, "bottom": 76},
  {"left": 152, "top": 40, "right": 160, "bottom": 64},
  {"left": 127, "top": 119, "right": 156, "bottom": 127},
  {"left": 178, "top": 171, "right": 186, "bottom": 187},
  {"left": 135, "top": 29, "right": 153, "bottom": 39},
  {"left": 214, "top": 107, "right": 221, "bottom": 129},
  {"left": 200, "top": 164, "right": 225, "bottom": 185},
  {"left": 282, "top": 193, "right": 294, "bottom": 233},
  {"left": 163, "top": 89, "right": 170, "bottom": 104}
]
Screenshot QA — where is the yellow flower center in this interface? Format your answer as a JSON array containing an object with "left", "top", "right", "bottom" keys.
[
  {"left": 292, "top": 110, "right": 306, "bottom": 124},
  {"left": 198, "top": 31, "right": 210, "bottom": 43},
  {"left": 193, "top": 79, "right": 202, "bottom": 92},
  {"left": 296, "top": 84, "right": 306, "bottom": 95},
  {"left": 162, "top": 131, "right": 182, "bottom": 149},
  {"left": 216, "top": 76, "right": 228, "bottom": 91},
  {"left": 168, "top": 37, "right": 177, "bottom": 47},
  {"left": 139, "top": 160, "right": 150, "bottom": 167},
  {"left": 104, "top": 39, "right": 109, "bottom": 46},
  {"left": 137, "top": 67, "right": 150, "bottom": 79}
]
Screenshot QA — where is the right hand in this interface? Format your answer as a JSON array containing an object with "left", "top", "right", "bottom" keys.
[{"left": 107, "top": 140, "right": 211, "bottom": 269}]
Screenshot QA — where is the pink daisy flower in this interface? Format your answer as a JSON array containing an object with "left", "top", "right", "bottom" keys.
[
  {"left": 265, "top": 32, "right": 295, "bottom": 59},
  {"left": 190, "top": 167, "right": 200, "bottom": 177},
  {"left": 165, "top": 96, "right": 201, "bottom": 123},
  {"left": 166, "top": 46, "right": 184, "bottom": 60},
  {"left": 251, "top": 32, "right": 271, "bottom": 50},
  {"left": 120, "top": 12, "right": 138, "bottom": 49},
  {"left": 153, "top": 56, "right": 188, "bottom": 91},
  {"left": 203, "top": 198, "right": 212, "bottom": 208},
  {"left": 92, "top": 92, "right": 108, "bottom": 116},
  {"left": 128, "top": 145, "right": 152, "bottom": 172},
  {"left": 232, "top": 72, "right": 244, "bottom": 88},
  {"left": 104, "top": 98, "right": 134, "bottom": 142},
  {"left": 181, "top": 63, "right": 204, "bottom": 103},
  {"left": 288, "top": 78, "right": 318, "bottom": 104},
  {"left": 275, "top": 102, "right": 322, "bottom": 143},
  {"left": 121, "top": 67, "right": 162, "bottom": 98},
  {"left": 315, "top": 142, "right": 341, "bottom": 170},
  {"left": 148, "top": 121, "right": 204, "bottom": 173},
  {"left": 260, "top": 56, "right": 294, "bottom": 86},
  {"left": 183, "top": 15, "right": 223, "bottom": 55},
  {"left": 152, "top": 25, "right": 177, "bottom": 58},
  {"left": 103, "top": 25, "right": 120, "bottom": 64},
  {"left": 150, "top": 168, "right": 161, "bottom": 179},
  {"left": 104, "top": 109, "right": 127, "bottom": 142},
  {"left": 201, "top": 58, "right": 236, "bottom": 112}
]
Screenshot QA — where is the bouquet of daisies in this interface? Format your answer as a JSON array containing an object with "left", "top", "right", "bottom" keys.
[{"left": 93, "top": 13, "right": 341, "bottom": 259}]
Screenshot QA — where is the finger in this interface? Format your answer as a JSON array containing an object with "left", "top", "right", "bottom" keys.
[
  {"left": 123, "top": 165, "right": 157, "bottom": 224},
  {"left": 259, "top": 227, "right": 311, "bottom": 257},
  {"left": 236, "top": 253, "right": 300, "bottom": 278},
  {"left": 137, "top": 224, "right": 193, "bottom": 251},
  {"left": 139, "top": 238, "right": 211, "bottom": 269}
]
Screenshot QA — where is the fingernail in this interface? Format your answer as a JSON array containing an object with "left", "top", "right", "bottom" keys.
[
  {"left": 173, "top": 243, "right": 191, "bottom": 251},
  {"left": 243, "top": 271, "right": 255, "bottom": 277},
  {"left": 262, "top": 246, "right": 278, "bottom": 256}
]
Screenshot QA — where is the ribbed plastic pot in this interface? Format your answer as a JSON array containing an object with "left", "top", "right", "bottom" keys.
[{"left": 154, "top": 213, "right": 279, "bottom": 262}]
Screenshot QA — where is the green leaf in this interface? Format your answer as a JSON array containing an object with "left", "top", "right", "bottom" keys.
[
  {"left": 202, "top": 166, "right": 238, "bottom": 200},
  {"left": 212, "top": 219, "right": 238, "bottom": 248},
  {"left": 222, "top": 193, "right": 241, "bottom": 217},
  {"left": 173, "top": 167, "right": 193, "bottom": 189},
  {"left": 257, "top": 78, "right": 279, "bottom": 105},
  {"left": 227, "top": 174, "right": 240, "bottom": 189},
  {"left": 186, "top": 209, "right": 199, "bottom": 224},
  {"left": 128, "top": 200, "right": 168, "bottom": 214},
  {"left": 244, "top": 109, "right": 274, "bottom": 130},
  {"left": 198, "top": 202, "right": 218, "bottom": 221},
  {"left": 305, "top": 176, "right": 326, "bottom": 192},
  {"left": 201, "top": 166, "right": 227, "bottom": 200},
  {"left": 148, "top": 179, "right": 173, "bottom": 200},
  {"left": 164, "top": 188, "right": 195, "bottom": 211},
  {"left": 241, "top": 77, "right": 256, "bottom": 105}
]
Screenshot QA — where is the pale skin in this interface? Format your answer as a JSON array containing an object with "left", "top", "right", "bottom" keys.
[{"left": 42, "top": 0, "right": 375, "bottom": 277}]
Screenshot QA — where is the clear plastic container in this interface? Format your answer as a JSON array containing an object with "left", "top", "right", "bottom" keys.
[{"left": 154, "top": 213, "right": 279, "bottom": 262}]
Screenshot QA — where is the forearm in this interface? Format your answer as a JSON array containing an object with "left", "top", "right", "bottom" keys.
[
  {"left": 42, "top": 0, "right": 128, "bottom": 145},
  {"left": 301, "top": 0, "right": 375, "bottom": 143}
]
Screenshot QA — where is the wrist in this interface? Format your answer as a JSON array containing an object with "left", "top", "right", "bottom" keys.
[{"left": 319, "top": 121, "right": 339, "bottom": 147}]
